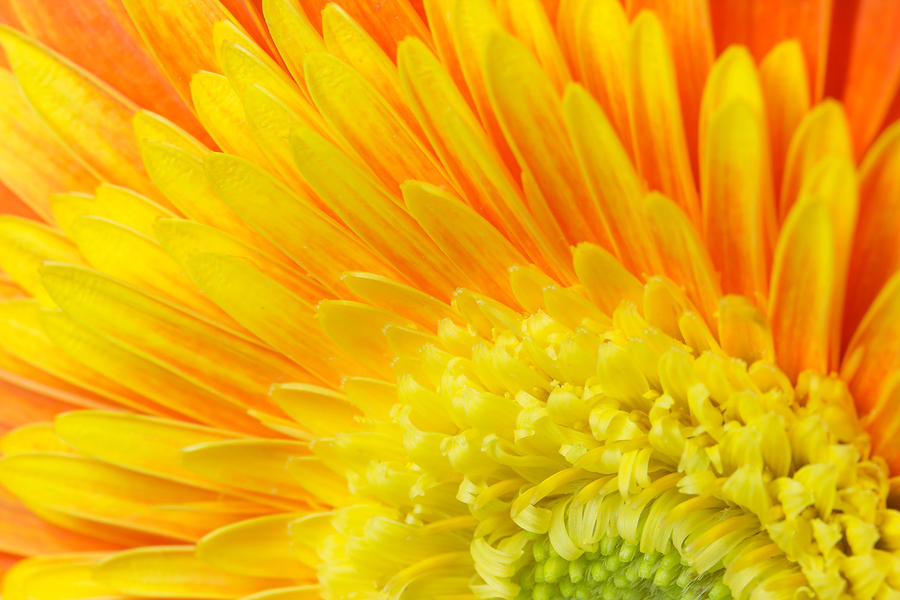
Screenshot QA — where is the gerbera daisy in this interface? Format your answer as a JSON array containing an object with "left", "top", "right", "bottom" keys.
[{"left": 1, "top": 0, "right": 900, "bottom": 598}]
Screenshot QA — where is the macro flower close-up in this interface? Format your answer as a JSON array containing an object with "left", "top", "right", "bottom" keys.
[{"left": 3, "top": 0, "right": 900, "bottom": 598}]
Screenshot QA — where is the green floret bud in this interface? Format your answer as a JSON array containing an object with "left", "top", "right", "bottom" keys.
[{"left": 517, "top": 534, "right": 730, "bottom": 600}]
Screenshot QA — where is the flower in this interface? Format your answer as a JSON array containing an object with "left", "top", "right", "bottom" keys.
[{"left": 1, "top": 0, "right": 900, "bottom": 598}]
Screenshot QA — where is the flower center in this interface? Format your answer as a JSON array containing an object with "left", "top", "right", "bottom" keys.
[{"left": 314, "top": 271, "right": 898, "bottom": 600}]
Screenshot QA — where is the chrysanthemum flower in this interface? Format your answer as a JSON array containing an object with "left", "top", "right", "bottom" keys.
[{"left": 2, "top": 0, "right": 900, "bottom": 598}]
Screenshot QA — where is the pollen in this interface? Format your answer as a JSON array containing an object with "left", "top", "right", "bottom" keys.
[{"left": 313, "top": 255, "right": 898, "bottom": 600}]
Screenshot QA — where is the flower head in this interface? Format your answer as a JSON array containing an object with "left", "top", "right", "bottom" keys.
[{"left": 1, "top": 1, "right": 900, "bottom": 599}]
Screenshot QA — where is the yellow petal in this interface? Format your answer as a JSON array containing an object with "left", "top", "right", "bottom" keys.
[
  {"left": 0, "top": 68, "right": 97, "bottom": 222},
  {"left": 0, "top": 453, "right": 249, "bottom": 541},
  {"left": 716, "top": 295, "right": 775, "bottom": 365},
  {"left": 495, "top": 0, "right": 571, "bottom": 92},
  {"left": 778, "top": 100, "right": 852, "bottom": 222},
  {"left": 759, "top": 40, "right": 811, "bottom": 198},
  {"left": 53, "top": 411, "right": 238, "bottom": 487},
  {"left": 270, "top": 383, "right": 363, "bottom": 436},
  {"left": 94, "top": 546, "right": 284, "bottom": 598},
  {"left": 769, "top": 201, "right": 835, "bottom": 379},
  {"left": 261, "top": 0, "right": 325, "bottom": 88},
  {"left": 197, "top": 513, "right": 315, "bottom": 579},
  {"left": 402, "top": 181, "right": 526, "bottom": 305},
  {"left": 562, "top": 84, "right": 658, "bottom": 275},
  {"left": 40, "top": 263, "right": 305, "bottom": 411},
  {"left": 700, "top": 101, "right": 770, "bottom": 301},
  {"left": 2, "top": 554, "right": 119, "bottom": 600},
  {"left": 642, "top": 193, "right": 720, "bottom": 324},
  {"left": 321, "top": 4, "right": 425, "bottom": 142},
  {"left": 133, "top": 109, "right": 210, "bottom": 155},
  {"left": 239, "top": 586, "right": 322, "bottom": 600},
  {"left": 154, "top": 218, "right": 329, "bottom": 302},
  {"left": 289, "top": 127, "right": 466, "bottom": 299},
  {"left": 181, "top": 439, "right": 315, "bottom": 502},
  {"left": 179, "top": 252, "right": 351, "bottom": 385},
  {"left": 39, "top": 308, "right": 268, "bottom": 433},
  {"left": 558, "top": 0, "right": 632, "bottom": 153},
  {"left": 396, "top": 38, "right": 570, "bottom": 282},
  {"left": 138, "top": 139, "right": 285, "bottom": 258},
  {"left": 304, "top": 51, "right": 448, "bottom": 192},
  {"left": 69, "top": 215, "right": 235, "bottom": 323},
  {"left": 51, "top": 184, "right": 174, "bottom": 239},
  {"left": 191, "top": 71, "right": 269, "bottom": 167},
  {"left": 204, "top": 152, "right": 395, "bottom": 295},
  {"left": 317, "top": 300, "right": 415, "bottom": 375},
  {"left": 341, "top": 272, "right": 457, "bottom": 331},
  {"left": 572, "top": 243, "right": 644, "bottom": 315},
  {"left": 0, "top": 300, "right": 158, "bottom": 415},
  {"left": 0, "top": 216, "right": 84, "bottom": 305},
  {"left": 0, "top": 422, "right": 71, "bottom": 456},
  {"left": 0, "top": 27, "right": 160, "bottom": 202}
]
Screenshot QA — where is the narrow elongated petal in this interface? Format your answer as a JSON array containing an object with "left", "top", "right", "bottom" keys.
[
  {"left": 482, "top": 32, "right": 608, "bottom": 246},
  {"left": 0, "top": 454, "right": 253, "bottom": 541},
  {"left": 0, "top": 69, "right": 97, "bottom": 221},
  {"left": 642, "top": 193, "right": 720, "bottom": 324},
  {"left": 402, "top": 181, "right": 526, "bottom": 305},
  {"left": 0, "top": 28, "right": 161, "bottom": 202},
  {"left": 181, "top": 440, "right": 314, "bottom": 502},
  {"left": 40, "top": 263, "right": 306, "bottom": 410},
  {"left": 769, "top": 201, "right": 835, "bottom": 379},
  {"left": 627, "top": 12, "right": 700, "bottom": 225},
  {"left": 289, "top": 127, "right": 468, "bottom": 299},
  {"left": 304, "top": 52, "right": 448, "bottom": 192},
  {"left": 845, "top": 123, "right": 900, "bottom": 338},
  {"left": 197, "top": 513, "right": 315, "bottom": 579},
  {"left": 94, "top": 546, "right": 285, "bottom": 598},
  {"left": 205, "top": 152, "right": 398, "bottom": 294},
  {"left": 562, "top": 84, "right": 658, "bottom": 275}
]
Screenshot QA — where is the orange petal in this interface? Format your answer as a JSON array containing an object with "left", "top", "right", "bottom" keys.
[
  {"left": 0, "top": 28, "right": 163, "bottom": 204},
  {"left": 627, "top": 0, "right": 714, "bottom": 177},
  {"left": 627, "top": 12, "right": 701, "bottom": 226},
  {"left": 769, "top": 201, "right": 836, "bottom": 380},
  {"left": 839, "top": 0, "right": 900, "bottom": 156},
  {"left": 700, "top": 98, "right": 770, "bottom": 300},
  {"left": 708, "top": 0, "right": 832, "bottom": 100},
  {"left": 118, "top": 0, "right": 249, "bottom": 103},
  {"left": 642, "top": 193, "right": 720, "bottom": 325},
  {"left": 402, "top": 181, "right": 526, "bottom": 305},
  {"left": 562, "top": 84, "right": 659, "bottom": 276},
  {"left": 759, "top": 40, "right": 811, "bottom": 203},
  {"left": 483, "top": 32, "right": 610, "bottom": 247},
  {"left": 845, "top": 123, "right": 900, "bottom": 338},
  {"left": 325, "top": 0, "right": 431, "bottom": 59},
  {"left": 557, "top": 0, "right": 632, "bottom": 156},
  {"left": 843, "top": 273, "right": 900, "bottom": 415},
  {"left": 0, "top": 68, "right": 98, "bottom": 222},
  {"left": 8, "top": 0, "right": 207, "bottom": 143}
]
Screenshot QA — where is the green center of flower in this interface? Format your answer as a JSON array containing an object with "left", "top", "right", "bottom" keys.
[{"left": 518, "top": 535, "right": 732, "bottom": 600}]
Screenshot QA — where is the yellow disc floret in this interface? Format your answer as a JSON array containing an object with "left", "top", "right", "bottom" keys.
[{"left": 306, "top": 252, "right": 899, "bottom": 600}]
